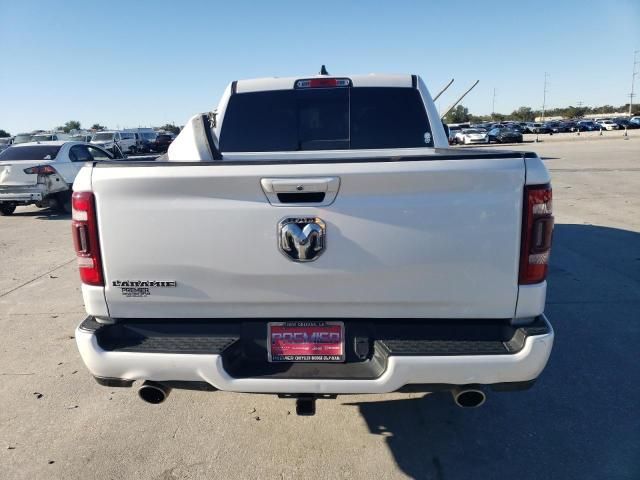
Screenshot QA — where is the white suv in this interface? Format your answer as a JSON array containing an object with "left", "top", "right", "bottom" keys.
[
  {"left": 596, "top": 120, "right": 619, "bottom": 131},
  {"left": 91, "top": 131, "right": 138, "bottom": 154}
]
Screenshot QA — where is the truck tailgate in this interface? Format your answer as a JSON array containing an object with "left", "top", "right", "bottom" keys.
[{"left": 91, "top": 157, "right": 524, "bottom": 319}]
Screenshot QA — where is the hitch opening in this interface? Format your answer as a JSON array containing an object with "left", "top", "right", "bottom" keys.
[
  {"left": 278, "top": 394, "right": 337, "bottom": 416},
  {"left": 296, "top": 396, "right": 316, "bottom": 416}
]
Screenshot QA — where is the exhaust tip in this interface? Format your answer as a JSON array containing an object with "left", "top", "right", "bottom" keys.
[
  {"left": 138, "top": 381, "right": 169, "bottom": 404},
  {"left": 453, "top": 388, "right": 486, "bottom": 408}
]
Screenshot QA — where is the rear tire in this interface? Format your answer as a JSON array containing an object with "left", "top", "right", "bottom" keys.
[
  {"left": 57, "top": 192, "right": 72, "bottom": 214},
  {"left": 0, "top": 204, "right": 16, "bottom": 216}
]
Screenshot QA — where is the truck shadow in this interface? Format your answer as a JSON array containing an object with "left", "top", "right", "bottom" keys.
[
  {"left": 11, "top": 208, "right": 70, "bottom": 220},
  {"left": 345, "top": 223, "right": 640, "bottom": 480}
]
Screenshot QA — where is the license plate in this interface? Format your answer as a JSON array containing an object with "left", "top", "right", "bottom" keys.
[{"left": 268, "top": 321, "right": 345, "bottom": 362}]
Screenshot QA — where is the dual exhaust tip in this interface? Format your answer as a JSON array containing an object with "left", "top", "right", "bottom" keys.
[
  {"left": 137, "top": 382, "right": 486, "bottom": 409},
  {"left": 452, "top": 387, "right": 486, "bottom": 408},
  {"left": 138, "top": 381, "right": 170, "bottom": 405}
]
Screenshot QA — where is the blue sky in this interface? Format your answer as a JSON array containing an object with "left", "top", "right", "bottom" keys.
[{"left": 1, "top": 0, "right": 639, "bottom": 133}]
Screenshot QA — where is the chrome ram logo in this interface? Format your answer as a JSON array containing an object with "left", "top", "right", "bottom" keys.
[{"left": 278, "top": 217, "right": 326, "bottom": 262}]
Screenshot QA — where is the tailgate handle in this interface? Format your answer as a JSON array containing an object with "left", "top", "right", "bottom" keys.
[
  {"left": 277, "top": 192, "right": 325, "bottom": 203},
  {"left": 261, "top": 177, "right": 340, "bottom": 206}
]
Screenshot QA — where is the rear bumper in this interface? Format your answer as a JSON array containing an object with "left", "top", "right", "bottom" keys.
[
  {"left": 75, "top": 316, "right": 554, "bottom": 394},
  {"left": 0, "top": 186, "right": 45, "bottom": 203}
]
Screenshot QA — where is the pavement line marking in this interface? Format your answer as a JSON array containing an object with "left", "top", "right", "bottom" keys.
[
  {"left": 0, "top": 311, "right": 86, "bottom": 315},
  {"left": 0, "top": 258, "right": 76, "bottom": 299},
  {"left": 547, "top": 300, "right": 640, "bottom": 305},
  {"left": 549, "top": 168, "right": 640, "bottom": 172}
]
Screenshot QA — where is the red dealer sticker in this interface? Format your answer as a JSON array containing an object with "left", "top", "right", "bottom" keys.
[{"left": 268, "top": 321, "right": 345, "bottom": 362}]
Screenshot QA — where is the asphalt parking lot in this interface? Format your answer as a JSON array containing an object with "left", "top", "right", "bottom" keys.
[{"left": 1, "top": 135, "right": 639, "bottom": 479}]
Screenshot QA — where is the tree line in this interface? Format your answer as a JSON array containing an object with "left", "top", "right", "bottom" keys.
[
  {"left": 444, "top": 103, "right": 639, "bottom": 124},
  {"left": 0, "top": 121, "right": 181, "bottom": 138}
]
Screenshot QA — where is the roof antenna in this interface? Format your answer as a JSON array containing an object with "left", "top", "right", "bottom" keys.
[{"left": 319, "top": 65, "right": 329, "bottom": 75}]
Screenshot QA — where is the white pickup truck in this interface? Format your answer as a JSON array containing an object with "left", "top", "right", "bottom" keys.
[{"left": 73, "top": 72, "right": 554, "bottom": 415}]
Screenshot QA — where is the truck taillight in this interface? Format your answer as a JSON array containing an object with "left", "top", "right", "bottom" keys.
[
  {"left": 72, "top": 192, "right": 104, "bottom": 286},
  {"left": 519, "top": 184, "right": 554, "bottom": 284}
]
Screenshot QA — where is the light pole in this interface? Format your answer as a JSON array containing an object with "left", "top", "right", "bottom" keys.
[
  {"left": 541, "top": 72, "right": 549, "bottom": 122},
  {"left": 629, "top": 50, "right": 639, "bottom": 117},
  {"left": 491, "top": 88, "right": 496, "bottom": 120}
]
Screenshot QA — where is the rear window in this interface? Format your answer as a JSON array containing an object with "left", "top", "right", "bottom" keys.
[
  {"left": 0, "top": 145, "right": 62, "bottom": 161},
  {"left": 93, "top": 133, "right": 114, "bottom": 141},
  {"left": 31, "top": 135, "right": 55, "bottom": 142},
  {"left": 219, "top": 87, "right": 432, "bottom": 152},
  {"left": 13, "top": 135, "right": 33, "bottom": 144}
]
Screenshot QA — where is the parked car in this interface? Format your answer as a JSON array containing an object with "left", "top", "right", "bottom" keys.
[
  {"left": 447, "top": 126, "right": 461, "bottom": 145},
  {"left": 33, "top": 133, "right": 72, "bottom": 142},
  {"left": 132, "top": 133, "right": 142, "bottom": 152},
  {"left": 527, "top": 123, "right": 551, "bottom": 134},
  {"left": 153, "top": 133, "right": 174, "bottom": 152},
  {"left": 446, "top": 122, "right": 471, "bottom": 130},
  {"left": 0, "top": 141, "right": 118, "bottom": 215},
  {"left": 121, "top": 129, "right": 158, "bottom": 153},
  {"left": 12, "top": 133, "right": 33, "bottom": 144},
  {"left": 596, "top": 120, "right": 619, "bottom": 131},
  {"left": 91, "top": 131, "right": 138, "bottom": 154},
  {"left": 455, "top": 128, "right": 489, "bottom": 145},
  {"left": 544, "top": 122, "right": 568, "bottom": 133},
  {"left": 0, "top": 137, "right": 11, "bottom": 153},
  {"left": 122, "top": 131, "right": 139, "bottom": 152},
  {"left": 610, "top": 118, "right": 639, "bottom": 130},
  {"left": 140, "top": 132, "right": 158, "bottom": 153},
  {"left": 487, "top": 127, "right": 523, "bottom": 143},
  {"left": 504, "top": 123, "right": 524, "bottom": 133},
  {"left": 69, "top": 134, "right": 94, "bottom": 142},
  {"left": 630, "top": 117, "right": 640, "bottom": 127},
  {"left": 573, "top": 120, "right": 598, "bottom": 132},
  {"left": 72, "top": 72, "right": 555, "bottom": 414}
]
